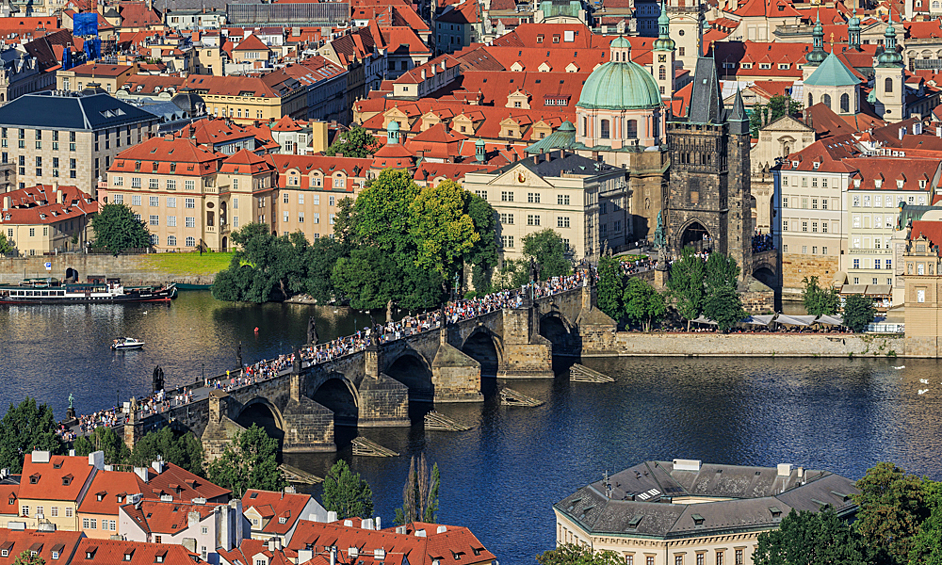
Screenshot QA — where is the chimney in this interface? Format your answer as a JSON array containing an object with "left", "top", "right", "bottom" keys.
[
  {"left": 777, "top": 463, "right": 793, "bottom": 477},
  {"left": 3, "top": 196, "right": 9, "bottom": 210},
  {"left": 375, "top": 516, "right": 381, "bottom": 530},
  {"left": 88, "top": 451, "right": 104, "bottom": 470},
  {"left": 133, "top": 467, "right": 149, "bottom": 482},
  {"left": 327, "top": 511, "right": 337, "bottom": 522},
  {"left": 274, "top": 539, "right": 282, "bottom": 551},
  {"left": 152, "top": 459, "right": 165, "bottom": 474},
  {"left": 267, "top": 540, "right": 276, "bottom": 552},
  {"left": 362, "top": 519, "right": 374, "bottom": 530},
  {"left": 899, "top": 126, "right": 906, "bottom": 140}
]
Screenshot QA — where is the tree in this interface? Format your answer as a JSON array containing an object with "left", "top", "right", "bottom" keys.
[
  {"left": 767, "top": 94, "right": 801, "bottom": 123},
  {"left": 802, "top": 276, "right": 841, "bottom": 317},
  {"left": 704, "top": 252, "right": 740, "bottom": 296},
  {"left": 623, "top": 277, "right": 666, "bottom": 332},
  {"left": 492, "top": 259, "right": 530, "bottom": 291},
  {"left": 13, "top": 550, "right": 45, "bottom": 565},
  {"left": 126, "top": 426, "right": 204, "bottom": 475},
  {"left": 302, "top": 236, "right": 349, "bottom": 304},
  {"left": 332, "top": 196, "right": 358, "bottom": 245},
  {"left": 91, "top": 203, "right": 151, "bottom": 253},
  {"left": 522, "top": 229, "right": 571, "bottom": 280},
  {"left": 596, "top": 257, "right": 624, "bottom": 321},
  {"left": 536, "top": 544, "right": 624, "bottom": 565},
  {"left": 409, "top": 180, "right": 479, "bottom": 288},
  {"left": 212, "top": 225, "right": 309, "bottom": 302},
  {"left": 844, "top": 294, "right": 876, "bottom": 333},
  {"left": 0, "top": 231, "right": 11, "bottom": 255},
  {"left": 395, "top": 453, "right": 440, "bottom": 525},
  {"left": 322, "top": 459, "right": 374, "bottom": 519},
  {"left": 324, "top": 125, "right": 378, "bottom": 158},
  {"left": 703, "top": 285, "right": 745, "bottom": 333},
  {"left": 909, "top": 480, "right": 942, "bottom": 565},
  {"left": 73, "top": 426, "right": 130, "bottom": 465},
  {"left": 0, "top": 397, "right": 62, "bottom": 473},
  {"left": 206, "top": 424, "right": 285, "bottom": 497},
  {"left": 667, "top": 247, "right": 707, "bottom": 330},
  {"left": 854, "top": 462, "right": 929, "bottom": 565},
  {"left": 332, "top": 246, "right": 405, "bottom": 310},
  {"left": 352, "top": 169, "right": 419, "bottom": 254},
  {"left": 466, "top": 194, "right": 499, "bottom": 294},
  {"left": 753, "top": 507, "right": 871, "bottom": 565}
]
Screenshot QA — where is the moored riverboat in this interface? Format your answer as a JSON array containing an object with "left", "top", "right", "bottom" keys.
[{"left": 0, "top": 278, "right": 177, "bottom": 305}]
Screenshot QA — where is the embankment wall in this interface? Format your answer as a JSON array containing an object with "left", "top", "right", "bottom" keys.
[{"left": 0, "top": 254, "right": 215, "bottom": 285}]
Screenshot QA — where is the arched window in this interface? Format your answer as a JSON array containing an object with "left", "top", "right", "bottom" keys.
[
  {"left": 822, "top": 93, "right": 832, "bottom": 108},
  {"left": 600, "top": 119, "right": 610, "bottom": 139},
  {"left": 582, "top": 117, "right": 588, "bottom": 136},
  {"left": 840, "top": 93, "right": 850, "bottom": 113},
  {"left": 659, "top": 65, "right": 666, "bottom": 80},
  {"left": 626, "top": 120, "right": 638, "bottom": 138},
  {"left": 885, "top": 77, "right": 894, "bottom": 93},
  {"left": 808, "top": 93, "right": 813, "bottom": 106},
  {"left": 185, "top": 236, "right": 196, "bottom": 247},
  {"left": 934, "top": 1, "right": 939, "bottom": 8}
]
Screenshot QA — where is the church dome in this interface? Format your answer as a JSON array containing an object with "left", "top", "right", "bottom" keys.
[{"left": 577, "top": 60, "right": 661, "bottom": 110}]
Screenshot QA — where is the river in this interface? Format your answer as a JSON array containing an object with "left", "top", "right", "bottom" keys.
[{"left": 1, "top": 291, "right": 942, "bottom": 564}]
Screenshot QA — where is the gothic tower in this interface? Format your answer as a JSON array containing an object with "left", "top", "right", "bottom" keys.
[
  {"left": 653, "top": 0, "right": 676, "bottom": 101},
  {"left": 665, "top": 57, "right": 753, "bottom": 279}
]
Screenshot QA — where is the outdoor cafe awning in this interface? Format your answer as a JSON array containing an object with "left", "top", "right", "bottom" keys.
[
  {"left": 741, "top": 315, "right": 775, "bottom": 326},
  {"left": 691, "top": 316, "right": 718, "bottom": 325},
  {"left": 775, "top": 314, "right": 816, "bottom": 326},
  {"left": 816, "top": 314, "right": 844, "bottom": 326}
]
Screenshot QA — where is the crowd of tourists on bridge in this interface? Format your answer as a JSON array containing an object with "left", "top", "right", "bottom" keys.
[
  {"left": 63, "top": 269, "right": 595, "bottom": 435},
  {"left": 753, "top": 231, "right": 774, "bottom": 253}
]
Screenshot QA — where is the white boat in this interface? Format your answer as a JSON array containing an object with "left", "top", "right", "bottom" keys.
[{"left": 112, "top": 337, "right": 144, "bottom": 351}]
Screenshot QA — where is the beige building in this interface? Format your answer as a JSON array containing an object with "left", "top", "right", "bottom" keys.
[
  {"left": 180, "top": 75, "right": 307, "bottom": 125},
  {"left": 555, "top": 459, "right": 858, "bottom": 565},
  {"left": 0, "top": 90, "right": 160, "bottom": 196},
  {"left": 0, "top": 184, "right": 97, "bottom": 256},
  {"left": 461, "top": 151, "right": 630, "bottom": 261},
  {"left": 56, "top": 63, "right": 137, "bottom": 94},
  {"left": 15, "top": 451, "right": 103, "bottom": 532},
  {"left": 750, "top": 115, "right": 815, "bottom": 232},
  {"left": 903, "top": 221, "right": 942, "bottom": 356},
  {"left": 103, "top": 136, "right": 276, "bottom": 252}
]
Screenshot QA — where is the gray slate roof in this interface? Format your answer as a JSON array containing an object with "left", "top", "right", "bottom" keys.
[
  {"left": 555, "top": 460, "right": 858, "bottom": 539},
  {"left": 687, "top": 57, "right": 723, "bottom": 124},
  {"left": 495, "top": 152, "right": 619, "bottom": 178},
  {"left": 0, "top": 92, "right": 158, "bottom": 131}
]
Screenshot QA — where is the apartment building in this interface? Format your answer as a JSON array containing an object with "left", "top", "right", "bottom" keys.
[
  {"left": 56, "top": 63, "right": 137, "bottom": 94},
  {"left": 461, "top": 151, "right": 630, "bottom": 261},
  {"left": 241, "top": 489, "right": 327, "bottom": 544},
  {"left": 119, "top": 498, "right": 243, "bottom": 562},
  {"left": 17, "top": 451, "right": 103, "bottom": 532},
  {"left": 0, "top": 90, "right": 160, "bottom": 195},
  {"left": 0, "top": 184, "right": 97, "bottom": 256},
  {"left": 180, "top": 75, "right": 307, "bottom": 125},
  {"left": 76, "top": 470, "right": 146, "bottom": 540}
]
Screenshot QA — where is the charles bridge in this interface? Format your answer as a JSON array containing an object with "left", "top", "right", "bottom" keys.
[{"left": 123, "top": 282, "right": 617, "bottom": 455}]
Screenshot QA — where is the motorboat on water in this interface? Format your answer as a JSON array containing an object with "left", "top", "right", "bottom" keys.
[{"left": 112, "top": 337, "right": 144, "bottom": 350}]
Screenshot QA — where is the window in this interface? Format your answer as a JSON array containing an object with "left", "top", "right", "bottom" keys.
[
  {"left": 299, "top": 212, "right": 304, "bottom": 223},
  {"left": 132, "top": 195, "right": 142, "bottom": 206},
  {"left": 114, "top": 194, "right": 124, "bottom": 205},
  {"left": 716, "top": 553, "right": 723, "bottom": 565},
  {"left": 735, "top": 550, "right": 744, "bottom": 565},
  {"left": 298, "top": 193, "right": 304, "bottom": 205},
  {"left": 330, "top": 214, "right": 336, "bottom": 224},
  {"left": 812, "top": 199, "right": 818, "bottom": 209},
  {"left": 186, "top": 217, "right": 196, "bottom": 228},
  {"left": 82, "top": 518, "right": 90, "bottom": 529},
  {"left": 168, "top": 216, "right": 177, "bottom": 227},
  {"left": 783, "top": 197, "right": 788, "bottom": 208},
  {"left": 113, "top": 176, "right": 124, "bottom": 186},
  {"left": 527, "top": 214, "right": 541, "bottom": 226},
  {"left": 822, "top": 222, "right": 828, "bottom": 233},
  {"left": 149, "top": 196, "right": 159, "bottom": 207},
  {"left": 185, "top": 198, "right": 195, "bottom": 209},
  {"left": 885, "top": 77, "right": 894, "bottom": 93},
  {"left": 675, "top": 557, "right": 683, "bottom": 565},
  {"left": 919, "top": 288, "right": 926, "bottom": 303},
  {"left": 558, "top": 194, "right": 570, "bottom": 205},
  {"left": 822, "top": 247, "right": 827, "bottom": 254},
  {"left": 697, "top": 555, "right": 705, "bottom": 565},
  {"left": 149, "top": 215, "right": 159, "bottom": 226},
  {"left": 51, "top": 507, "right": 58, "bottom": 517},
  {"left": 500, "top": 235, "right": 514, "bottom": 248},
  {"left": 500, "top": 213, "right": 514, "bottom": 224},
  {"left": 283, "top": 193, "right": 290, "bottom": 204},
  {"left": 600, "top": 119, "right": 610, "bottom": 139},
  {"left": 149, "top": 179, "right": 159, "bottom": 189},
  {"left": 822, "top": 199, "right": 828, "bottom": 210},
  {"left": 313, "top": 213, "right": 320, "bottom": 224},
  {"left": 887, "top": 259, "right": 893, "bottom": 270},
  {"left": 802, "top": 221, "right": 808, "bottom": 232},
  {"left": 875, "top": 260, "right": 882, "bottom": 270},
  {"left": 132, "top": 177, "right": 141, "bottom": 188},
  {"left": 167, "top": 197, "right": 176, "bottom": 208},
  {"left": 65, "top": 508, "right": 72, "bottom": 517},
  {"left": 283, "top": 211, "right": 289, "bottom": 223},
  {"left": 501, "top": 191, "right": 514, "bottom": 202},
  {"left": 558, "top": 216, "right": 570, "bottom": 228},
  {"left": 185, "top": 180, "right": 195, "bottom": 191},
  {"left": 168, "top": 235, "right": 177, "bottom": 246},
  {"left": 185, "top": 236, "right": 196, "bottom": 247},
  {"left": 329, "top": 196, "right": 335, "bottom": 206},
  {"left": 167, "top": 179, "right": 176, "bottom": 190},
  {"left": 854, "top": 259, "right": 861, "bottom": 269},
  {"left": 626, "top": 557, "right": 633, "bottom": 565},
  {"left": 527, "top": 192, "right": 541, "bottom": 203}
]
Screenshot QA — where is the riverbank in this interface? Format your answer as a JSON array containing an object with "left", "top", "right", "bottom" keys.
[
  {"left": 593, "top": 331, "right": 905, "bottom": 358},
  {"left": 0, "top": 252, "right": 229, "bottom": 285}
]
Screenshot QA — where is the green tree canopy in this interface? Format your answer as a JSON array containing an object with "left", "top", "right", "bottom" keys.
[
  {"left": 13, "top": 550, "right": 45, "bottom": 565},
  {"left": 596, "top": 256, "right": 624, "bottom": 321},
  {"left": 302, "top": 236, "right": 349, "bottom": 304},
  {"left": 206, "top": 424, "right": 285, "bottom": 497},
  {"left": 322, "top": 459, "right": 374, "bottom": 519},
  {"left": 332, "top": 246, "right": 406, "bottom": 310},
  {"left": 212, "top": 225, "right": 310, "bottom": 302},
  {"left": 753, "top": 507, "right": 871, "bottom": 565},
  {"left": 73, "top": 426, "right": 130, "bottom": 465},
  {"left": 91, "top": 203, "right": 151, "bottom": 253},
  {"left": 522, "top": 229, "right": 571, "bottom": 280},
  {"left": 844, "top": 294, "right": 876, "bottom": 333},
  {"left": 466, "top": 195, "right": 499, "bottom": 293},
  {"left": 0, "top": 397, "right": 62, "bottom": 473},
  {"left": 126, "top": 426, "right": 204, "bottom": 475},
  {"left": 704, "top": 252, "right": 740, "bottom": 296},
  {"left": 667, "top": 247, "right": 707, "bottom": 329},
  {"left": 324, "top": 125, "right": 379, "bottom": 158},
  {"left": 536, "top": 544, "right": 624, "bottom": 565},
  {"left": 623, "top": 277, "right": 666, "bottom": 332},
  {"left": 802, "top": 276, "right": 841, "bottom": 317},
  {"left": 409, "top": 180, "right": 479, "bottom": 283},
  {"left": 909, "top": 480, "right": 942, "bottom": 565},
  {"left": 352, "top": 169, "right": 420, "bottom": 253},
  {"left": 0, "top": 231, "right": 11, "bottom": 255},
  {"left": 703, "top": 285, "right": 745, "bottom": 333},
  {"left": 854, "top": 462, "right": 929, "bottom": 565},
  {"left": 395, "top": 453, "right": 440, "bottom": 525}
]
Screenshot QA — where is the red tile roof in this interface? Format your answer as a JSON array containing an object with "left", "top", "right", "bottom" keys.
[
  {"left": 241, "top": 490, "right": 313, "bottom": 535},
  {"left": 733, "top": 0, "right": 801, "bottom": 18},
  {"left": 143, "top": 462, "right": 230, "bottom": 502},
  {"left": 271, "top": 154, "right": 371, "bottom": 190},
  {"left": 0, "top": 529, "right": 83, "bottom": 565},
  {"left": 116, "top": 1, "right": 162, "bottom": 28},
  {"left": 220, "top": 149, "right": 275, "bottom": 175},
  {"left": 74, "top": 538, "right": 199, "bottom": 565},
  {"left": 0, "top": 185, "right": 98, "bottom": 227},
  {"left": 910, "top": 220, "right": 942, "bottom": 249},
  {"left": 219, "top": 539, "right": 297, "bottom": 565},
  {"left": 233, "top": 34, "right": 270, "bottom": 52},
  {"left": 110, "top": 137, "right": 224, "bottom": 177},
  {"left": 65, "top": 63, "right": 134, "bottom": 77},
  {"left": 120, "top": 499, "right": 219, "bottom": 535},
  {"left": 18, "top": 453, "right": 97, "bottom": 502},
  {"left": 77, "top": 471, "right": 147, "bottom": 516},
  {"left": 844, "top": 157, "right": 940, "bottom": 190},
  {"left": 0, "top": 484, "right": 19, "bottom": 514}
]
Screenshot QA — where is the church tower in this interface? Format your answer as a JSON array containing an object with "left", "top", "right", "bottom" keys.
[
  {"left": 848, "top": 9, "right": 862, "bottom": 51},
  {"left": 665, "top": 57, "right": 753, "bottom": 279},
  {"left": 653, "top": 0, "right": 676, "bottom": 101},
  {"left": 874, "top": 14, "right": 906, "bottom": 121},
  {"left": 802, "top": 12, "right": 827, "bottom": 84}
]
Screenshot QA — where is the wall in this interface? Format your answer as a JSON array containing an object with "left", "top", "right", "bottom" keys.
[
  {"left": 0, "top": 253, "right": 216, "bottom": 286},
  {"left": 591, "top": 332, "right": 905, "bottom": 357}
]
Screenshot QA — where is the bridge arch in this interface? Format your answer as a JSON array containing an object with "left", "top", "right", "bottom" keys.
[
  {"left": 752, "top": 263, "right": 778, "bottom": 290},
  {"left": 385, "top": 350, "right": 434, "bottom": 402},
  {"left": 540, "top": 311, "right": 577, "bottom": 353},
  {"left": 311, "top": 373, "right": 360, "bottom": 428},
  {"left": 236, "top": 397, "right": 286, "bottom": 443},
  {"left": 461, "top": 327, "right": 503, "bottom": 376}
]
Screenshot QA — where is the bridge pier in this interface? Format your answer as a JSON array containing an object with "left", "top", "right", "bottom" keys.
[
  {"left": 358, "top": 373, "right": 411, "bottom": 426},
  {"left": 575, "top": 278, "right": 618, "bottom": 356},
  {"left": 497, "top": 305, "right": 554, "bottom": 378},
  {"left": 431, "top": 328, "right": 484, "bottom": 402},
  {"left": 283, "top": 373, "right": 337, "bottom": 452}
]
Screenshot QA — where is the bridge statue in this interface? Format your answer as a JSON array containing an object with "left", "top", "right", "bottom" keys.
[
  {"left": 307, "top": 317, "right": 318, "bottom": 345},
  {"left": 653, "top": 211, "right": 667, "bottom": 252}
]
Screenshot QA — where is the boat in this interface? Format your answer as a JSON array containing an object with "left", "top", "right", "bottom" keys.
[
  {"left": 112, "top": 337, "right": 144, "bottom": 350},
  {"left": 0, "top": 278, "right": 177, "bottom": 305},
  {"left": 173, "top": 282, "right": 212, "bottom": 291}
]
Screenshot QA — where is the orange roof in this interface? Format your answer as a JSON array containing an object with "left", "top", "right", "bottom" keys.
[
  {"left": 143, "top": 462, "right": 230, "bottom": 502},
  {"left": 271, "top": 154, "right": 371, "bottom": 190},
  {"left": 120, "top": 499, "right": 219, "bottom": 535},
  {"left": 220, "top": 150, "right": 275, "bottom": 175},
  {"left": 0, "top": 529, "right": 83, "bottom": 565},
  {"left": 242, "top": 489, "right": 313, "bottom": 535},
  {"left": 77, "top": 471, "right": 146, "bottom": 517},
  {"left": 0, "top": 484, "right": 18, "bottom": 515},
  {"left": 910, "top": 220, "right": 942, "bottom": 250},
  {"left": 270, "top": 115, "right": 303, "bottom": 132},
  {"left": 219, "top": 539, "right": 298, "bottom": 565},
  {"left": 74, "top": 538, "right": 199, "bottom": 565},
  {"left": 733, "top": 0, "right": 801, "bottom": 18},
  {"left": 19, "top": 453, "right": 97, "bottom": 502},
  {"left": 234, "top": 33, "right": 270, "bottom": 52},
  {"left": 110, "top": 137, "right": 224, "bottom": 177},
  {"left": 0, "top": 185, "right": 98, "bottom": 227},
  {"left": 64, "top": 62, "right": 134, "bottom": 77}
]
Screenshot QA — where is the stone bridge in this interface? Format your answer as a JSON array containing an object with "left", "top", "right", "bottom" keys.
[{"left": 124, "top": 283, "right": 617, "bottom": 455}]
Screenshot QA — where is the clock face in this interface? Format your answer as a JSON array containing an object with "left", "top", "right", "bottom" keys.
[{"left": 517, "top": 171, "right": 526, "bottom": 184}]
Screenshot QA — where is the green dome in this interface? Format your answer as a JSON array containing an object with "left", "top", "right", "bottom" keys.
[
  {"left": 610, "top": 36, "right": 631, "bottom": 48},
  {"left": 577, "top": 61, "right": 662, "bottom": 110}
]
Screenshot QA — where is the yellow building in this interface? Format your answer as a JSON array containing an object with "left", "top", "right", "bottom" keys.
[
  {"left": 0, "top": 184, "right": 97, "bottom": 256},
  {"left": 180, "top": 75, "right": 307, "bottom": 125},
  {"left": 17, "top": 451, "right": 102, "bottom": 532},
  {"left": 903, "top": 221, "right": 942, "bottom": 356},
  {"left": 56, "top": 63, "right": 137, "bottom": 94},
  {"left": 555, "top": 459, "right": 858, "bottom": 565}
]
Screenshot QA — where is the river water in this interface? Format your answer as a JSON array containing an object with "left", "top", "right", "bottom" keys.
[{"left": 2, "top": 292, "right": 942, "bottom": 564}]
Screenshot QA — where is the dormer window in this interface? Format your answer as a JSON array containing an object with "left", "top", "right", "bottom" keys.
[
  {"left": 53, "top": 461, "right": 63, "bottom": 469},
  {"left": 29, "top": 474, "right": 39, "bottom": 484},
  {"left": 62, "top": 475, "right": 73, "bottom": 486},
  {"left": 898, "top": 180, "right": 904, "bottom": 189},
  {"left": 278, "top": 517, "right": 287, "bottom": 524},
  {"left": 156, "top": 551, "right": 167, "bottom": 563},
  {"left": 920, "top": 180, "right": 928, "bottom": 189},
  {"left": 692, "top": 513, "right": 705, "bottom": 525},
  {"left": 85, "top": 547, "right": 97, "bottom": 560},
  {"left": 875, "top": 179, "right": 883, "bottom": 188},
  {"left": 124, "top": 550, "right": 134, "bottom": 561}
]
